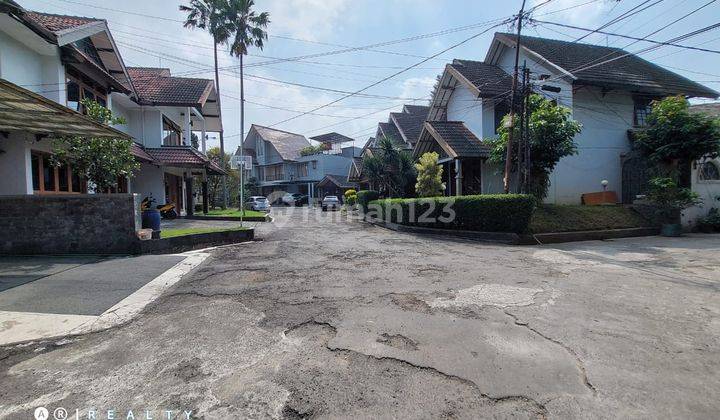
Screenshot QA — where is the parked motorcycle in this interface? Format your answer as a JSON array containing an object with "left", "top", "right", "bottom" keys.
[{"left": 141, "top": 196, "right": 178, "bottom": 219}]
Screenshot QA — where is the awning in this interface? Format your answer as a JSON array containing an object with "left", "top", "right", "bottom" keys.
[
  {"left": 0, "top": 78, "right": 131, "bottom": 139},
  {"left": 144, "top": 145, "right": 228, "bottom": 175},
  {"left": 413, "top": 121, "right": 490, "bottom": 159}
]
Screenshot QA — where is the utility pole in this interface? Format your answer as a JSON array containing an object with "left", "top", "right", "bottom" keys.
[
  {"left": 517, "top": 63, "right": 527, "bottom": 193},
  {"left": 503, "top": 0, "right": 526, "bottom": 194},
  {"left": 239, "top": 53, "right": 245, "bottom": 227},
  {"left": 523, "top": 66, "right": 531, "bottom": 194}
]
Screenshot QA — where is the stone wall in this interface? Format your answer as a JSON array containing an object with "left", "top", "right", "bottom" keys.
[{"left": 0, "top": 194, "right": 141, "bottom": 255}]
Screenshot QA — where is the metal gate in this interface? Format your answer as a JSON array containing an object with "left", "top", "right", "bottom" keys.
[{"left": 621, "top": 154, "right": 649, "bottom": 204}]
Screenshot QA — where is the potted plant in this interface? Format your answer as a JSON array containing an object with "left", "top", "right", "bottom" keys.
[{"left": 646, "top": 177, "right": 702, "bottom": 236}]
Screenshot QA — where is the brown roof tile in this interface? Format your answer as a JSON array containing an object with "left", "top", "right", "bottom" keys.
[
  {"left": 127, "top": 67, "right": 213, "bottom": 107},
  {"left": 251, "top": 125, "right": 310, "bottom": 161},
  {"left": 424, "top": 121, "right": 490, "bottom": 158},
  {"left": 25, "top": 11, "right": 101, "bottom": 33}
]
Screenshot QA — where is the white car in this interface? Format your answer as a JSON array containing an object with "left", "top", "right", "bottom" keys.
[
  {"left": 281, "top": 193, "right": 303, "bottom": 206},
  {"left": 246, "top": 196, "right": 270, "bottom": 212},
  {"left": 321, "top": 195, "right": 340, "bottom": 211}
]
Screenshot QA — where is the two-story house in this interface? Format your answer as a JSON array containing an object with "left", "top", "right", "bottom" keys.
[
  {"left": 0, "top": 3, "right": 223, "bottom": 216},
  {"left": 241, "top": 124, "right": 357, "bottom": 201},
  {"left": 414, "top": 33, "right": 719, "bottom": 204}
]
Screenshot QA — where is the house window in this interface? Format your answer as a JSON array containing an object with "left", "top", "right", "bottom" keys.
[
  {"left": 31, "top": 151, "right": 85, "bottom": 194},
  {"left": 698, "top": 161, "right": 720, "bottom": 181},
  {"left": 312, "top": 160, "right": 317, "bottom": 170},
  {"left": 163, "top": 116, "right": 182, "bottom": 146},
  {"left": 633, "top": 97, "right": 653, "bottom": 127},
  {"left": 66, "top": 71, "right": 107, "bottom": 114},
  {"left": 298, "top": 162, "right": 308, "bottom": 177}
]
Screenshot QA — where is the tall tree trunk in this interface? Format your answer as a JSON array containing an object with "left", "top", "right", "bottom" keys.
[{"left": 213, "top": 36, "right": 228, "bottom": 209}]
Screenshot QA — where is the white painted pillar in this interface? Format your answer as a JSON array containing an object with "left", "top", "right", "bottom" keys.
[
  {"left": 455, "top": 159, "right": 463, "bottom": 197},
  {"left": 201, "top": 119, "right": 207, "bottom": 154},
  {"left": 184, "top": 107, "right": 192, "bottom": 146}
]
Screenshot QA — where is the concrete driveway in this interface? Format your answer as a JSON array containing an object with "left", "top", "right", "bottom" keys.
[
  {"left": 0, "top": 207, "right": 718, "bottom": 419},
  {"left": 0, "top": 254, "right": 199, "bottom": 345}
]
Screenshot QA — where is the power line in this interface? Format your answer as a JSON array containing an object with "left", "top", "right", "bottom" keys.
[
  {"left": 266, "top": 18, "right": 515, "bottom": 129},
  {"left": 531, "top": 19, "right": 720, "bottom": 54},
  {"left": 573, "top": 0, "right": 663, "bottom": 43}
]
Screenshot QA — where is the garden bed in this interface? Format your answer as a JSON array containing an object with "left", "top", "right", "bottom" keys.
[{"left": 530, "top": 205, "right": 652, "bottom": 233}]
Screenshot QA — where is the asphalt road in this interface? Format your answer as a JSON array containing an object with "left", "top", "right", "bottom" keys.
[{"left": 0, "top": 207, "right": 718, "bottom": 419}]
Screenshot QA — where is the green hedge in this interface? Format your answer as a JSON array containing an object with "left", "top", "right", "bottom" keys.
[
  {"left": 356, "top": 190, "right": 380, "bottom": 212},
  {"left": 367, "top": 194, "right": 536, "bottom": 233}
]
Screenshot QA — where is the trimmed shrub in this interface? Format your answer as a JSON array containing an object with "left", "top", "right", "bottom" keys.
[
  {"left": 367, "top": 194, "right": 536, "bottom": 233},
  {"left": 356, "top": 190, "right": 380, "bottom": 213},
  {"left": 344, "top": 189, "right": 358, "bottom": 206}
]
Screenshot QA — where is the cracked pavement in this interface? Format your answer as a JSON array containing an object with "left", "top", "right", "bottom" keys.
[{"left": 1, "top": 207, "right": 719, "bottom": 419}]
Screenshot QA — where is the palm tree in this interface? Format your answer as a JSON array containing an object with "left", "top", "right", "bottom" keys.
[
  {"left": 180, "top": 0, "right": 233, "bottom": 208},
  {"left": 225, "top": 0, "right": 269, "bottom": 213}
]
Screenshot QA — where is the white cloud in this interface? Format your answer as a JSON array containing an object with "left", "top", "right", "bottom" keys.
[
  {"left": 265, "top": 0, "right": 350, "bottom": 41},
  {"left": 398, "top": 76, "right": 436, "bottom": 102}
]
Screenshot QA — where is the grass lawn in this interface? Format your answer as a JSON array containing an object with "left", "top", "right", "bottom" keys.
[
  {"left": 203, "top": 209, "right": 266, "bottom": 218},
  {"left": 530, "top": 205, "right": 651, "bottom": 234},
  {"left": 161, "top": 226, "right": 249, "bottom": 239}
]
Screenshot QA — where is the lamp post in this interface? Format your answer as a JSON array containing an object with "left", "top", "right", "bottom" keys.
[{"left": 601, "top": 179, "right": 609, "bottom": 204}]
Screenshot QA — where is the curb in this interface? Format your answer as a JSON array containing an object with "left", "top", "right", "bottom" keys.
[
  {"left": 366, "top": 218, "right": 660, "bottom": 245},
  {"left": 137, "top": 228, "right": 255, "bottom": 254},
  {"left": 185, "top": 215, "right": 270, "bottom": 222}
]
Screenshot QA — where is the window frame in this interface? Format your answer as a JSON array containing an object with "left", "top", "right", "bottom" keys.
[
  {"left": 65, "top": 71, "right": 107, "bottom": 114},
  {"left": 698, "top": 161, "right": 720, "bottom": 183},
  {"left": 31, "top": 151, "right": 86, "bottom": 195}
]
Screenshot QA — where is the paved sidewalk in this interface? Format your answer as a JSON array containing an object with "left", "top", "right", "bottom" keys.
[{"left": 0, "top": 253, "right": 207, "bottom": 345}]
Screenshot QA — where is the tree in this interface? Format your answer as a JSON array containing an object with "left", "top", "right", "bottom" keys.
[
  {"left": 415, "top": 152, "right": 445, "bottom": 197},
  {"left": 489, "top": 94, "right": 581, "bottom": 200},
  {"left": 51, "top": 99, "right": 139, "bottom": 192},
  {"left": 180, "top": 0, "right": 233, "bottom": 208},
  {"left": 224, "top": 0, "right": 270, "bottom": 214},
  {"left": 205, "top": 147, "right": 240, "bottom": 207},
  {"left": 190, "top": 132, "right": 200, "bottom": 149},
  {"left": 362, "top": 136, "right": 416, "bottom": 197},
  {"left": 635, "top": 96, "right": 720, "bottom": 182}
]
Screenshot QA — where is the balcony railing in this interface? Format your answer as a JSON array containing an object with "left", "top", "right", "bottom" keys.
[{"left": 263, "top": 173, "right": 285, "bottom": 181}]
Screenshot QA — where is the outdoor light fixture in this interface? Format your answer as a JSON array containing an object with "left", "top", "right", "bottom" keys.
[{"left": 601, "top": 179, "right": 609, "bottom": 191}]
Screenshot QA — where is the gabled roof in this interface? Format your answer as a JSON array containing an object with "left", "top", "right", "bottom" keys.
[
  {"left": 317, "top": 174, "right": 358, "bottom": 189},
  {"left": 378, "top": 121, "right": 403, "bottom": 144},
  {"left": 427, "top": 60, "right": 512, "bottom": 121},
  {"left": 127, "top": 67, "right": 214, "bottom": 107},
  {"left": 390, "top": 111, "right": 427, "bottom": 146},
  {"left": 309, "top": 132, "right": 354, "bottom": 144},
  {"left": 489, "top": 32, "right": 718, "bottom": 98},
  {"left": 250, "top": 124, "right": 311, "bottom": 161},
  {"left": 403, "top": 104, "right": 430, "bottom": 116},
  {"left": 450, "top": 60, "right": 513, "bottom": 98},
  {"left": 414, "top": 121, "right": 490, "bottom": 159}
]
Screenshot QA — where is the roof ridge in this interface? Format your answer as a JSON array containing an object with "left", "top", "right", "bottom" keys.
[
  {"left": 494, "top": 31, "right": 626, "bottom": 52},
  {"left": 252, "top": 124, "right": 305, "bottom": 137},
  {"left": 27, "top": 10, "right": 102, "bottom": 22}
]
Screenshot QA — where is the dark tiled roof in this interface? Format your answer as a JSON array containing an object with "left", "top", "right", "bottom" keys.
[
  {"left": 143, "top": 146, "right": 225, "bottom": 174},
  {"left": 450, "top": 60, "right": 513, "bottom": 97},
  {"left": 318, "top": 174, "right": 358, "bottom": 189},
  {"left": 690, "top": 103, "right": 720, "bottom": 118},
  {"left": 378, "top": 121, "right": 403, "bottom": 144},
  {"left": 252, "top": 125, "right": 311, "bottom": 161},
  {"left": 25, "top": 11, "right": 101, "bottom": 33},
  {"left": 403, "top": 104, "right": 430, "bottom": 116},
  {"left": 495, "top": 33, "right": 718, "bottom": 98},
  {"left": 127, "top": 67, "right": 213, "bottom": 106},
  {"left": 309, "top": 132, "right": 354, "bottom": 144},
  {"left": 426, "top": 121, "right": 490, "bottom": 158},
  {"left": 390, "top": 111, "right": 426, "bottom": 145}
]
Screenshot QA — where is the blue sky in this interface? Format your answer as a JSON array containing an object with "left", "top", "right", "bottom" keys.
[{"left": 17, "top": 0, "right": 720, "bottom": 152}]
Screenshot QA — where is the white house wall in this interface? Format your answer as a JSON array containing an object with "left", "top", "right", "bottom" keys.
[
  {"left": 0, "top": 29, "right": 65, "bottom": 104},
  {"left": 0, "top": 132, "right": 32, "bottom": 195},
  {"left": 447, "top": 86, "right": 482, "bottom": 132},
  {"left": 685, "top": 158, "right": 720, "bottom": 226},
  {"left": 131, "top": 163, "right": 165, "bottom": 204}
]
